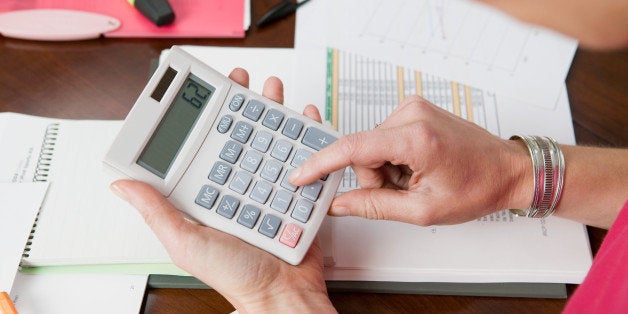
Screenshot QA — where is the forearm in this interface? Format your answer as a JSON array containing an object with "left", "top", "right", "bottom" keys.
[
  {"left": 478, "top": 0, "right": 628, "bottom": 49},
  {"left": 550, "top": 145, "right": 628, "bottom": 229}
]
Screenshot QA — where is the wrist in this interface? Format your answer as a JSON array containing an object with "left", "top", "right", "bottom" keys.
[
  {"left": 501, "top": 138, "right": 535, "bottom": 211},
  {"left": 234, "top": 289, "right": 336, "bottom": 314}
]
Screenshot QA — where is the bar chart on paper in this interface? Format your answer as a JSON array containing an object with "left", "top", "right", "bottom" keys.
[
  {"left": 325, "top": 48, "right": 500, "bottom": 192},
  {"left": 298, "top": 0, "right": 577, "bottom": 107}
]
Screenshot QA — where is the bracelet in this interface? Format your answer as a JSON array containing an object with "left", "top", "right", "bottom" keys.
[{"left": 509, "top": 135, "right": 565, "bottom": 218}]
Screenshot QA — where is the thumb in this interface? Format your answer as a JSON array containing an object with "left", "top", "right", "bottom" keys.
[
  {"left": 329, "top": 188, "right": 425, "bottom": 224},
  {"left": 109, "top": 179, "right": 197, "bottom": 252}
]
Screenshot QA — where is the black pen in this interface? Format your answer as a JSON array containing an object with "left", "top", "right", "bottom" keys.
[{"left": 257, "top": 0, "right": 311, "bottom": 28}]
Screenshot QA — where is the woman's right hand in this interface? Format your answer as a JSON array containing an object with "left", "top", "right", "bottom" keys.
[{"left": 290, "top": 96, "right": 533, "bottom": 226}]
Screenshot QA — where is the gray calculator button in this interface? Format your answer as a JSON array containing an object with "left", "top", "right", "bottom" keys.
[
  {"left": 270, "top": 190, "right": 293, "bottom": 213},
  {"left": 240, "top": 150, "right": 263, "bottom": 173},
  {"left": 208, "top": 161, "right": 232, "bottom": 185},
  {"left": 237, "top": 205, "right": 261, "bottom": 228},
  {"left": 217, "top": 195, "right": 240, "bottom": 219},
  {"left": 301, "top": 180, "right": 323, "bottom": 201},
  {"left": 217, "top": 115, "right": 233, "bottom": 133},
  {"left": 229, "top": 171, "right": 253, "bottom": 195},
  {"left": 291, "top": 199, "right": 314, "bottom": 223},
  {"left": 302, "top": 127, "right": 338, "bottom": 151},
  {"left": 195, "top": 185, "right": 219, "bottom": 209},
  {"left": 251, "top": 130, "right": 273, "bottom": 152},
  {"left": 250, "top": 181, "right": 273, "bottom": 204},
  {"left": 262, "top": 109, "right": 285, "bottom": 131},
  {"left": 231, "top": 121, "right": 254, "bottom": 143},
  {"left": 259, "top": 214, "right": 282, "bottom": 238},
  {"left": 229, "top": 93, "right": 245, "bottom": 111},
  {"left": 282, "top": 118, "right": 304, "bottom": 140},
  {"left": 219, "top": 140, "right": 243, "bottom": 164},
  {"left": 261, "top": 159, "right": 283, "bottom": 183},
  {"left": 280, "top": 169, "right": 298, "bottom": 192},
  {"left": 291, "top": 148, "right": 312, "bottom": 168},
  {"left": 271, "top": 139, "right": 293, "bottom": 162},
  {"left": 243, "top": 99, "right": 265, "bottom": 122}
]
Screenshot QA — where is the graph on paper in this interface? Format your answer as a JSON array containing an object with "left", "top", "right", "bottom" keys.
[
  {"left": 297, "top": 0, "right": 577, "bottom": 108},
  {"left": 358, "top": 0, "right": 532, "bottom": 74},
  {"left": 325, "top": 48, "right": 500, "bottom": 192}
]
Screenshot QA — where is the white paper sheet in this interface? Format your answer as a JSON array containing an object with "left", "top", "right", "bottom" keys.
[
  {"left": 10, "top": 273, "right": 147, "bottom": 314},
  {"left": 0, "top": 182, "right": 49, "bottom": 292},
  {"left": 296, "top": 0, "right": 577, "bottom": 108}
]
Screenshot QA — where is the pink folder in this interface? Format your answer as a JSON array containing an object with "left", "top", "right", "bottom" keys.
[{"left": 0, "top": 0, "right": 245, "bottom": 38}]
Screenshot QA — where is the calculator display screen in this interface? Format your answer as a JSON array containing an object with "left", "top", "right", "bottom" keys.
[{"left": 137, "top": 74, "right": 215, "bottom": 178}]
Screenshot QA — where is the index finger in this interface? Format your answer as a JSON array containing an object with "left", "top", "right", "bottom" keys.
[{"left": 289, "top": 127, "right": 405, "bottom": 186}]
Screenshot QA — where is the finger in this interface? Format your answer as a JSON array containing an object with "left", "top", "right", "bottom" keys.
[
  {"left": 351, "top": 166, "right": 385, "bottom": 189},
  {"left": 329, "top": 188, "right": 432, "bottom": 225},
  {"left": 303, "top": 104, "right": 322, "bottom": 123},
  {"left": 262, "top": 76, "right": 284, "bottom": 104},
  {"left": 229, "top": 68, "right": 250, "bottom": 89},
  {"left": 110, "top": 180, "right": 200, "bottom": 253},
  {"left": 290, "top": 127, "right": 405, "bottom": 186},
  {"left": 352, "top": 162, "right": 412, "bottom": 190}
]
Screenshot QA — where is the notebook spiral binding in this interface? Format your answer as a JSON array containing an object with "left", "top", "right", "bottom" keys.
[
  {"left": 23, "top": 122, "right": 60, "bottom": 258},
  {"left": 33, "top": 123, "right": 60, "bottom": 183}
]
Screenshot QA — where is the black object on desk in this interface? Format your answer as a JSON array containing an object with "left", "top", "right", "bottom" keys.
[
  {"left": 132, "top": 0, "right": 175, "bottom": 26},
  {"left": 257, "top": 0, "right": 311, "bottom": 28}
]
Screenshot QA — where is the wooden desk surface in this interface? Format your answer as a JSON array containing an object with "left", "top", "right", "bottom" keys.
[{"left": 1, "top": 1, "right": 626, "bottom": 313}]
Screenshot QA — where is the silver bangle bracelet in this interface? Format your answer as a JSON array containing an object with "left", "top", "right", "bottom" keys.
[{"left": 509, "top": 135, "right": 565, "bottom": 218}]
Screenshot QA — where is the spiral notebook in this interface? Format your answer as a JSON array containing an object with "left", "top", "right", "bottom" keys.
[{"left": 0, "top": 113, "right": 174, "bottom": 270}]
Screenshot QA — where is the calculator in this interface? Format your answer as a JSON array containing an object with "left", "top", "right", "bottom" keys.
[{"left": 104, "top": 46, "right": 343, "bottom": 265}]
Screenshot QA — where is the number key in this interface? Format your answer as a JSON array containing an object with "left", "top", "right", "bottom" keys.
[
  {"left": 261, "top": 159, "right": 283, "bottom": 183},
  {"left": 250, "top": 181, "right": 273, "bottom": 204},
  {"left": 251, "top": 130, "right": 273, "bottom": 152},
  {"left": 240, "top": 150, "right": 263, "bottom": 173},
  {"left": 271, "top": 139, "right": 293, "bottom": 161}
]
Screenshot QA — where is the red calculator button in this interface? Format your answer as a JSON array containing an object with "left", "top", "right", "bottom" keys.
[{"left": 279, "top": 223, "right": 302, "bottom": 248}]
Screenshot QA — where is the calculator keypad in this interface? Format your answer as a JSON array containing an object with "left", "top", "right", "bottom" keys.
[{"left": 195, "top": 94, "right": 338, "bottom": 251}]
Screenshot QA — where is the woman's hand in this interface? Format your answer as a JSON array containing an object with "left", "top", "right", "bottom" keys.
[
  {"left": 111, "top": 69, "right": 335, "bottom": 313},
  {"left": 290, "top": 96, "right": 533, "bottom": 226}
]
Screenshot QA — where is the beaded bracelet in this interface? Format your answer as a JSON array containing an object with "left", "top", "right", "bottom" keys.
[{"left": 509, "top": 135, "right": 565, "bottom": 218}]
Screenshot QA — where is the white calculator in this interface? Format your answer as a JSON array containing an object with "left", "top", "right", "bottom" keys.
[{"left": 104, "top": 46, "right": 343, "bottom": 265}]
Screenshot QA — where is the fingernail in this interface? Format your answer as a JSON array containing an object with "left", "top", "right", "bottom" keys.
[
  {"left": 109, "top": 182, "right": 129, "bottom": 201},
  {"left": 330, "top": 205, "right": 349, "bottom": 216},
  {"left": 289, "top": 168, "right": 302, "bottom": 183}
]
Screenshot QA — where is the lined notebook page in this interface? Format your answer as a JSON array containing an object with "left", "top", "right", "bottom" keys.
[{"left": 24, "top": 120, "right": 171, "bottom": 266}]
